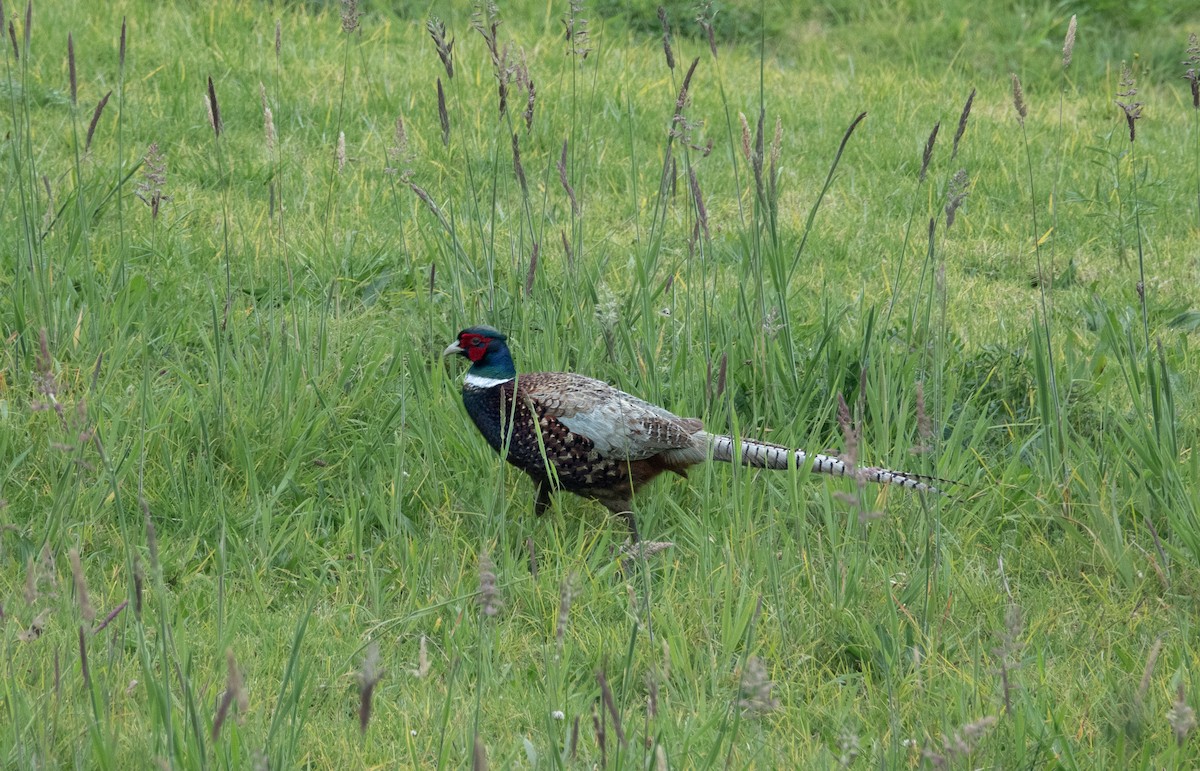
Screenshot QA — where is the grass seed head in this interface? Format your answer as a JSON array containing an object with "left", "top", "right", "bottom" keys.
[
  {"left": 657, "top": 6, "right": 674, "bottom": 70},
  {"left": 1168, "top": 683, "right": 1197, "bottom": 746},
  {"left": 1184, "top": 33, "right": 1199, "bottom": 109},
  {"left": 426, "top": 16, "right": 454, "bottom": 78},
  {"left": 945, "top": 168, "right": 969, "bottom": 228},
  {"left": 1062, "top": 15, "right": 1077, "bottom": 70},
  {"left": 472, "top": 735, "right": 488, "bottom": 770},
  {"left": 477, "top": 551, "right": 501, "bottom": 617},
  {"left": 437, "top": 77, "right": 449, "bottom": 146},
  {"left": 695, "top": 1, "right": 717, "bottom": 58},
  {"left": 1010, "top": 74, "right": 1027, "bottom": 123},
  {"left": 340, "top": 0, "right": 359, "bottom": 34},
  {"left": 920, "top": 121, "right": 939, "bottom": 182},
  {"left": 951, "top": 88, "right": 974, "bottom": 160},
  {"left": 67, "top": 33, "right": 76, "bottom": 106},
  {"left": 85, "top": 91, "right": 111, "bottom": 152},
  {"left": 737, "top": 656, "right": 779, "bottom": 714},
  {"left": 358, "top": 640, "right": 381, "bottom": 734},
  {"left": 1115, "top": 61, "right": 1142, "bottom": 142},
  {"left": 408, "top": 634, "right": 430, "bottom": 678},
  {"left": 206, "top": 76, "right": 221, "bottom": 138},
  {"left": 564, "top": 0, "right": 590, "bottom": 59},
  {"left": 68, "top": 548, "right": 95, "bottom": 625}
]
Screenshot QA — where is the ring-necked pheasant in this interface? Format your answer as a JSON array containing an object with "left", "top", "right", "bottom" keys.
[{"left": 444, "top": 325, "right": 943, "bottom": 540}]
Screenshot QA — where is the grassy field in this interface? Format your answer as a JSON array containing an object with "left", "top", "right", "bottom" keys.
[{"left": 3, "top": 0, "right": 1200, "bottom": 766}]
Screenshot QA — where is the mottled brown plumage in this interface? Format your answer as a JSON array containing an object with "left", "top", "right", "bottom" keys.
[{"left": 445, "top": 326, "right": 944, "bottom": 540}]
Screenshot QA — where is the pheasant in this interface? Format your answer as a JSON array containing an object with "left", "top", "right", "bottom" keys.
[{"left": 444, "top": 325, "right": 943, "bottom": 540}]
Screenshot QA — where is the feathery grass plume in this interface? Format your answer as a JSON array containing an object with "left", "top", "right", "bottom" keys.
[
  {"left": 17, "top": 610, "right": 47, "bottom": 642},
  {"left": 477, "top": 551, "right": 501, "bottom": 617},
  {"left": 260, "top": 84, "right": 276, "bottom": 155},
  {"left": 1116, "top": 62, "right": 1142, "bottom": 142},
  {"left": 569, "top": 715, "right": 579, "bottom": 759},
  {"left": 67, "top": 547, "right": 94, "bottom": 624},
  {"left": 912, "top": 379, "right": 933, "bottom": 453},
  {"left": 945, "top": 168, "right": 969, "bottom": 228},
  {"left": 920, "top": 121, "right": 939, "bottom": 182},
  {"left": 657, "top": 6, "right": 674, "bottom": 70},
  {"left": 523, "top": 77, "right": 536, "bottom": 129},
  {"left": 472, "top": 735, "right": 488, "bottom": 770},
  {"left": 1062, "top": 14, "right": 1077, "bottom": 70},
  {"left": 436, "top": 78, "right": 449, "bottom": 146},
  {"left": 558, "top": 139, "right": 578, "bottom": 214},
  {"left": 838, "top": 730, "right": 862, "bottom": 768},
  {"left": 951, "top": 88, "right": 974, "bottom": 161},
  {"left": 564, "top": 0, "right": 590, "bottom": 59},
  {"left": 1137, "top": 636, "right": 1162, "bottom": 706},
  {"left": 78, "top": 626, "right": 90, "bottom": 685},
  {"left": 23, "top": 0, "right": 30, "bottom": 52},
  {"left": 524, "top": 241, "right": 539, "bottom": 297},
  {"left": 1168, "top": 683, "right": 1197, "bottom": 746},
  {"left": 596, "top": 669, "right": 626, "bottom": 745},
  {"left": 835, "top": 392, "right": 858, "bottom": 472},
  {"left": 206, "top": 76, "right": 221, "bottom": 138},
  {"left": 8, "top": 19, "right": 18, "bottom": 61},
  {"left": 426, "top": 17, "right": 454, "bottom": 78},
  {"left": 336, "top": 131, "right": 346, "bottom": 173},
  {"left": 274, "top": 19, "right": 281, "bottom": 58},
  {"left": 67, "top": 33, "right": 76, "bottom": 106},
  {"left": 408, "top": 634, "right": 430, "bottom": 678},
  {"left": 591, "top": 703, "right": 606, "bottom": 767},
  {"left": 560, "top": 229, "right": 573, "bottom": 269},
  {"left": 84, "top": 91, "right": 111, "bottom": 152},
  {"left": 736, "top": 656, "right": 779, "bottom": 714},
  {"left": 119, "top": 16, "right": 126, "bottom": 68},
  {"left": 93, "top": 601, "right": 126, "bottom": 633},
  {"left": 472, "top": 1, "right": 502, "bottom": 64},
  {"left": 674, "top": 57, "right": 699, "bottom": 120},
  {"left": 768, "top": 116, "right": 782, "bottom": 201},
  {"left": 921, "top": 716, "right": 997, "bottom": 768},
  {"left": 144, "top": 506, "right": 160, "bottom": 573},
  {"left": 1186, "top": 34, "right": 1200, "bottom": 108},
  {"left": 340, "top": 0, "right": 359, "bottom": 33},
  {"left": 695, "top": 1, "right": 717, "bottom": 58},
  {"left": 739, "top": 112, "right": 752, "bottom": 165},
  {"left": 688, "top": 167, "right": 709, "bottom": 240},
  {"left": 358, "top": 640, "right": 381, "bottom": 734},
  {"left": 133, "top": 555, "right": 143, "bottom": 617},
  {"left": 511, "top": 132, "right": 526, "bottom": 193},
  {"left": 212, "top": 648, "right": 246, "bottom": 740},
  {"left": 24, "top": 557, "right": 38, "bottom": 605},
  {"left": 31, "top": 329, "right": 63, "bottom": 422},
  {"left": 135, "top": 143, "right": 166, "bottom": 219},
  {"left": 1010, "top": 74, "right": 1027, "bottom": 123},
  {"left": 992, "top": 603, "right": 1024, "bottom": 714},
  {"left": 407, "top": 180, "right": 451, "bottom": 231}
]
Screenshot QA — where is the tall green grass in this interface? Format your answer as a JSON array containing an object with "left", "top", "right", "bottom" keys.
[{"left": 2, "top": 0, "right": 1198, "bottom": 767}]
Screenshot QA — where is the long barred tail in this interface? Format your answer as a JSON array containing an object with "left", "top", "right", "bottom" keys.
[{"left": 708, "top": 435, "right": 946, "bottom": 494}]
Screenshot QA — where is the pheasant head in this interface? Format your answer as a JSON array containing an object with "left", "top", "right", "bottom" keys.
[{"left": 443, "top": 326, "right": 516, "bottom": 384}]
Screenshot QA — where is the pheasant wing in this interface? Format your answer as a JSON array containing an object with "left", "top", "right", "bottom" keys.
[{"left": 520, "top": 373, "right": 702, "bottom": 460}]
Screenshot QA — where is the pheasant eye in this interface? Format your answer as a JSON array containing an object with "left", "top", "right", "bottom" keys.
[{"left": 469, "top": 336, "right": 483, "bottom": 347}]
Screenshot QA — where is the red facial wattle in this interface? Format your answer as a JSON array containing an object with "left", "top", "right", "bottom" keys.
[{"left": 464, "top": 335, "right": 490, "bottom": 362}]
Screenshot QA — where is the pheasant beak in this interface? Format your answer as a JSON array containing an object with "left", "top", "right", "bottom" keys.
[{"left": 442, "top": 341, "right": 464, "bottom": 357}]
